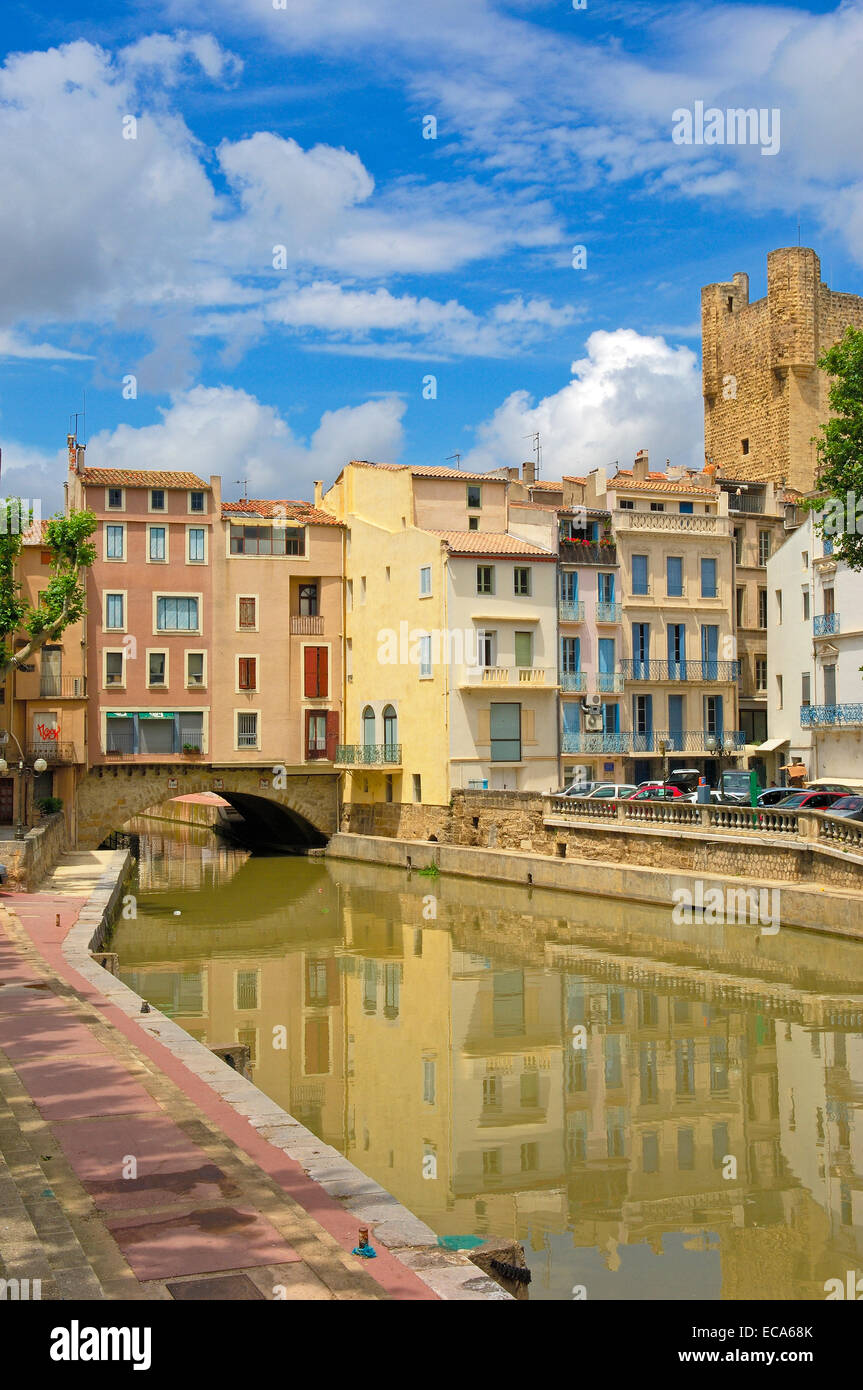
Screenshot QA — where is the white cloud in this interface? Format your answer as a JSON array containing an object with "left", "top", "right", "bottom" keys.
[
  {"left": 0, "top": 331, "right": 91, "bottom": 360},
  {"left": 463, "top": 328, "right": 703, "bottom": 475}
]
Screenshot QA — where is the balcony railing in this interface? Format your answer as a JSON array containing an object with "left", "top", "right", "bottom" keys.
[
  {"left": 38, "top": 675, "right": 86, "bottom": 698},
  {"left": 595, "top": 602, "right": 622, "bottom": 623},
  {"left": 562, "top": 731, "right": 629, "bottom": 754},
  {"left": 461, "top": 666, "right": 552, "bottom": 687},
  {"left": 559, "top": 671, "right": 586, "bottom": 693},
  {"left": 335, "top": 743, "right": 402, "bottom": 765},
  {"left": 26, "top": 741, "right": 79, "bottom": 764},
  {"left": 813, "top": 614, "right": 840, "bottom": 637},
  {"left": 558, "top": 600, "right": 585, "bottom": 622},
  {"left": 559, "top": 540, "right": 617, "bottom": 565},
  {"left": 621, "top": 659, "right": 740, "bottom": 683},
  {"left": 597, "top": 672, "right": 624, "bottom": 693},
  {"left": 801, "top": 703, "right": 863, "bottom": 727},
  {"left": 629, "top": 729, "right": 745, "bottom": 754},
  {"left": 615, "top": 510, "right": 728, "bottom": 536},
  {"left": 290, "top": 615, "right": 324, "bottom": 635}
]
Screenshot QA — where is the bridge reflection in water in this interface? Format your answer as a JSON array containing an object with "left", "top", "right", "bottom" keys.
[{"left": 112, "top": 818, "right": 863, "bottom": 1301}]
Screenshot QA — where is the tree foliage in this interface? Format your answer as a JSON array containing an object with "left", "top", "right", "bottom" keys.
[
  {"left": 0, "top": 505, "right": 97, "bottom": 677},
  {"left": 805, "top": 326, "right": 863, "bottom": 569}
]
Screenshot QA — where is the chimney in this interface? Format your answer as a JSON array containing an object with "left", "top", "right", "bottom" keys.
[
  {"left": 522, "top": 458, "right": 536, "bottom": 486},
  {"left": 67, "top": 434, "right": 77, "bottom": 473},
  {"left": 76, "top": 445, "right": 86, "bottom": 471},
  {"left": 633, "top": 449, "right": 649, "bottom": 481},
  {"left": 314, "top": 480, "right": 323, "bottom": 507}
]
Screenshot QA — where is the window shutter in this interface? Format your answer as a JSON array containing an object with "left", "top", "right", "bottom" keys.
[
  {"left": 477, "top": 708, "right": 491, "bottom": 743},
  {"left": 522, "top": 708, "right": 536, "bottom": 744},
  {"left": 325, "top": 710, "right": 339, "bottom": 760},
  {"left": 304, "top": 646, "right": 318, "bottom": 697},
  {"left": 318, "top": 646, "right": 328, "bottom": 697}
]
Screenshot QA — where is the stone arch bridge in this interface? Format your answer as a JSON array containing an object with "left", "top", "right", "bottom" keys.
[{"left": 75, "top": 763, "right": 339, "bottom": 850}]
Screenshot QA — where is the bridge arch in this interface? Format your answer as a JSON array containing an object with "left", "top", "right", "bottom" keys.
[{"left": 75, "top": 763, "right": 339, "bottom": 850}]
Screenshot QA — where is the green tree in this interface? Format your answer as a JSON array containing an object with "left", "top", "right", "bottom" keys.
[
  {"left": 805, "top": 326, "right": 863, "bottom": 568},
  {"left": 0, "top": 505, "right": 97, "bottom": 679}
]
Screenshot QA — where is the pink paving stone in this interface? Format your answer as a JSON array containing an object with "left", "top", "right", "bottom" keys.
[
  {"left": 0, "top": 963, "right": 44, "bottom": 985},
  {"left": 52, "top": 1114, "right": 241, "bottom": 1211},
  {"left": 11, "top": 1055, "right": 160, "bottom": 1120},
  {"left": 0, "top": 1010, "right": 111, "bottom": 1060},
  {"left": 0, "top": 986, "right": 68, "bottom": 1016},
  {"left": 105, "top": 1203, "right": 300, "bottom": 1279}
]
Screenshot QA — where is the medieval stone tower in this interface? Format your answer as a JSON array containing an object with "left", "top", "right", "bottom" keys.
[{"left": 701, "top": 247, "right": 863, "bottom": 493}]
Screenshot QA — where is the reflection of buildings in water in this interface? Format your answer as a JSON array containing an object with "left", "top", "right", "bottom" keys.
[{"left": 128, "top": 821, "right": 249, "bottom": 894}]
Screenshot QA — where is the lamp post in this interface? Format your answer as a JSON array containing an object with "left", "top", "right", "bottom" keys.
[
  {"left": 705, "top": 733, "right": 719, "bottom": 789},
  {"left": 657, "top": 737, "right": 668, "bottom": 788},
  {"left": 0, "top": 730, "right": 48, "bottom": 839}
]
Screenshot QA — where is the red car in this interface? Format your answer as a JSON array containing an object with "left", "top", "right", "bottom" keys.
[
  {"left": 773, "top": 790, "right": 845, "bottom": 811},
  {"left": 626, "top": 784, "right": 686, "bottom": 801}
]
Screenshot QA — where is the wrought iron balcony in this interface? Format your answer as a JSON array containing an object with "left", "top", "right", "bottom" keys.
[
  {"left": 800, "top": 703, "right": 863, "bottom": 727},
  {"left": 559, "top": 671, "right": 586, "bottom": 693},
  {"left": 596, "top": 672, "right": 624, "bottom": 693},
  {"left": 559, "top": 539, "right": 617, "bottom": 565},
  {"left": 595, "top": 602, "right": 622, "bottom": 623},
  {"left": 562, "top": 731, "right": 629, "bottom": 754},
  {"left": 38, "top": 674, "right": 86, "bottom": 698},
  {"left": 335, "top": 743, "right": 402, "bottom": 766},
  {"left": 813, "top": 613, "right": 840, "bottom": 637},
  {"left": 621, "top": 659, "right": 740, "bottom": 683},
  {"left": 25, "top": 741, "right": 79, "bottom": 764},
  {"left": 558, "top": 600, "right": 585, "bottom": 622},
  {"left": 629, "top": 729, "right": 745, "bottom": 754}
]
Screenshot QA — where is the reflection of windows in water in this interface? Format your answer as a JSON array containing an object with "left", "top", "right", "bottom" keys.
[
  {"left": 304, "top": 1017, "right": 330, "bottom": 1075},
  {"left": 520, "top": 1142, "right": 538, "bottom": 1172},
  {"left": 841, "top": 1181, "right": 853, "bottom": 1225},
  {"left": 236, "top": 1027, "right": 257, "bottom": 1065},
  {"left": 492, "top": 970, "right": 524, "bottom": 1036},
  {"left": 306, "top": 959, "right": 329, "bottom": 1006},
  {"left": 712, "top": 1122, "right": 729, "bottom": 1168},
  {"left": 709, "top": 1036, "right": 728, "bottom": 1093},
  {"left": 383, "top": 963, "right": 400, "bottom": 1019},
  {"left": 520, "top": 1070, "right": 539, "bottom": 1108},
  {"left": 673, "top": 998, "right": 690, "bottom": 1024},
  {"left": 567, "top": 978, "right": 586, "bottom": 1026},
  {"left": 423, "top": 1059, "right": 436, "bottom": 1105},
  {"left": 677, "top": 1127, "right": 695, "bottom": 1171},
  {"left": 639, "top": 1042, "right": 658, "bottom": 1104},
  {"left": 482, "top": 1149, "right": 501, "bottom": 1178},
  {"left": 639, "top": 991, "right": 659, "bottom": 1028},
  {"left": 362, "top": 960, "right": 377, "bottom": 1013},
  {"left": 642, "top": 1131, "right": 659, "bottom": 1174},
  {"left": 606, "top": 1107, "right": 626, "bottom": 1158},
  {"left": 566, "top": 1049, "right": 587, "bottom": 1093},
  {"left": 567, "top": 1113, "right": 587, "bottom": 1164},
  {"left": 235, "top": 970, "right": 258, "bottom": 1010},
  {"left": 608, "top": 987, "right": 625, "bottom": 1024},
  {"left": 482, "top": 1076, "right": 501, "bottom": 1111},
  {"left": 604, "top": 1034, "right": 623, "bottom": 1090},
  {"left": 675, "top": 1040, "right": 695, "bottom": 1096}
]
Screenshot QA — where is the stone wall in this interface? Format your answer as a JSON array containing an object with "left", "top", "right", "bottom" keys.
[
  {"left": 0, "top": 812, "right": 68, "bottom": 892},
  {"left": 339, "top": 799, "right": 452, "bottom": 841}
]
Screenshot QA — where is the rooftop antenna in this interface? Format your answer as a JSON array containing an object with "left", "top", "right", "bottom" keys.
[
  {"left": 446, "top": 452, "right": 461, "bottom": 469},
  {"left": 235, "top": 477, "right": 249, "bottom": 500},
  {"left": 524, "top": 431, "right": 542, "bottom": 479}
]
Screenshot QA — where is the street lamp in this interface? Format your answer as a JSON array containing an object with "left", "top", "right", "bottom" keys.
[{"left": 0, "top": 729, "right": 48, "bottom": 839}]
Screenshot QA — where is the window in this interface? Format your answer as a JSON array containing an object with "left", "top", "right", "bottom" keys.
[
  {"left": 413, "top": 772, "right": 422, "bottom": 802},
  {"left": 187, "top": 652, "right": 205, "bottom": 687},
  {"left": 238, "top": 596, "right": 256, "bottom": 630},
  {"left": 148, "top": 652, "right": 166, "bottom": 687},
  {"left": 802, "top": 589, "right": 810, "bottom": 621},
  {"left": 299, "top": 583, "right": 318, "bottom": 616},
  {"left": 666, "top": 556, "right": 683, "bottom": 597},
  {"left": 477, "top": 630, "right": 496, "bottom": 667},
  {"left": 650, "top": 502, "right": 665, "bottom": 512},
  {"left": 303, "top": 646, "right": 328, "bottom": 698},
  {"left": 156, "top": 596, "right": 199, "bottom": 631},
  {"left": 733, "top": 527, "right": 743, "bottom": 563},
  {"left": 476, "top": 565, "right": 494, "bottom": 594},
  {"left": 306, "top": 710, "right": 327, "bottom": 759},
  {"left": 383, "top": 706, "right": 398, "bottom": 750},
  {"left": 229, "top": 523, "right": 304, "bottom": 555},
  {"left": 802, "top": 551, "right": 809, "bottom": 569},
  {"left": 189, "top": 490, "right": 205, "bottom": 513},
  {"left": 468, "top": 516, "right": 479, "bottom": 531},
  {"left": 801, "top": 672, "right": 811, "bottom": 708},
  {"left": 106, "top": 524, "right": 124, "bottom": 559},
  {"left": 755, "top": 656, "right": 767, "bottom": 692},
  {"left": 490, "top": 702, "right": 521, "bottom": 761},
  {"left": 824, "top": 664, "right": 837, "bottom": 706},
  {"left": 632, "top": 554, "right": 648, "bottom": 595},
  {"left": 105, "top": 593, "right": 124, "bottom": 630},
  {"left": 107, "top": 487, "right": 124, "bottom": 510},
  {"left": 776, "top": 674, "right": 783, "bottom": 709},
  {"left": 513, "top": 567, "right": 531, "bottom": 596},
  {"left": 148, "top": 526, "right": 166, "bottom": 562},
  {"left": 467, "top": 484, "right": 482, "bottom": 509},
  {"left": 736, "top": 587, "right": 745, "bottom": 625},
  {"left": 758, "top": 587, "right": 768, "bottom": 628},
  {"left": 741, "top": 438, "right": 750, "bottom": 455},
  {"left": 238, "top": 657, "right": 257, "bottom": 691},
  {"left": 560, "top": 636, "right": 580, "bottom": 673},
  {"left": 700, "top": 557, "right": 717, "bottom": 598},
  {"left": 188, "top": 527, "right": 205, "bottom": 563},
  {"left": 619, "top": 498, "right": 634, "bottom": 510},
  {"left": 419, "top": 635, "right": 432, "bottom": 678},
  {"left": 150, "top": 489, "right": 165, "bottom": 511},
  {"left": 360, "top": 576, "right": 366, "bottom": 605},
  {"left": 105, "top": 651, "right": 124, "bottom": 686},
  {"left": 419, "top": 566, "right": 432, "bottom": 596},
  {"left": 758, "top": 530, "right": 770, "bottom": 566},
  {"left": 237, "top": 712, "right": 258, "bottom": 748},
  {"left": 775, "top": 589, "right": 783, "bottom": 624},
  {"left": 514, "top": 631, "right": 533, "bottom": 668}
]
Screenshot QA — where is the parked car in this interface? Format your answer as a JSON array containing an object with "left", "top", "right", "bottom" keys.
[
  {"left": 585, "top": 783, "right": 638, "bottom": 799},
  {"left": 824, "top": 795, "right": 863, "bottom": 822},
  {"left": 626, "top": 784, "right": 686, "bottom": 801},
  {"left": 757, "top": 787, "right": 792, "bottom": 807},
  {"left": 553, "top": 780, "right": 605, "bottom": 798},
  {"left": 773, "top": 790, "right": 846, "bottom": 811}
]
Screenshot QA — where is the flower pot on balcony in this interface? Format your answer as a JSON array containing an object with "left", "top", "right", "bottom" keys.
[{"left": 182, "top": 745, "right": 202, "bottom": 756}]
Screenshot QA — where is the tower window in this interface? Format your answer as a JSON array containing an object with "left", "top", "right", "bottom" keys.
[{"left": 741, "top": 439, "right": 749, "bottom": 455}]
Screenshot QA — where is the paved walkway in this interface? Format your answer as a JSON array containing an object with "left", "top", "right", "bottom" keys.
[{"left": 0, "top": 857, "right": 437, "bottom": 1301}]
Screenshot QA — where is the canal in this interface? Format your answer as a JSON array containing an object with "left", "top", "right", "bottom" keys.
[{"left": 111, "top": 816, "right": 863, "bottom": 1301}]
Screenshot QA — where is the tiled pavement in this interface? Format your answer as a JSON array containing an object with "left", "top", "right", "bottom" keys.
[{"left": 0, "top": 889, "right": 433, "bottom": 1301}]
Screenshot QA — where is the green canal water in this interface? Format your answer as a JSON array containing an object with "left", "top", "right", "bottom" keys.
[{"left": 112, "top": 818, "right": 863, "bottom": 1301}]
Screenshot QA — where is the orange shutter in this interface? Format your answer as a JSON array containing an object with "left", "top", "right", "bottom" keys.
[
  {"left": 304, "top": 646, "right": 317, "bottom": 697},
  {"left": 325, "top": 709, "right": 339, "bottom": 760}
]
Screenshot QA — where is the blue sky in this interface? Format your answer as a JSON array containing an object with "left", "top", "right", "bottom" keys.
[{"left": 1, "top": 0, "right": 862, "bottom": 511}]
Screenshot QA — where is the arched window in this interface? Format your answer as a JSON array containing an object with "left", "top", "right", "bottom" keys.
[
  {"left": 383, "top": 705, "right": 398, "bottom": 754},
  {"left": 362, "top": 706, "right": 376, "bottom": 753}
]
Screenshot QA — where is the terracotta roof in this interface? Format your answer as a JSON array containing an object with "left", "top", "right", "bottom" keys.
[
  {"left": 427, "top": 530, "right": 556, "bottom": 557},
  {"left": 222, "top": 500, "right": 342, "bottom": 526},
  {"left": 528, "top": 480, "right": 564, "bottom": 491},
  {"left": 79, "top": 467, "right": 208, "bottom": 489},
  {"left": 608, "top": 475, "right": 716, "bottom": 497},
  {"left": 561, "top": 475, "right": 587, "bottom": 485},
  {"left": 348, "top": 460, "right": 507, "bottom": 484}
]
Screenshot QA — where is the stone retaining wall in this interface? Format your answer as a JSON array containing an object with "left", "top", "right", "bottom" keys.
[{"left": 0, "top": 812, "right": 68, "bottom": 892}]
